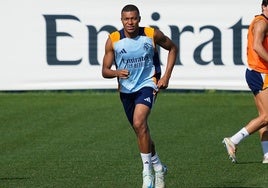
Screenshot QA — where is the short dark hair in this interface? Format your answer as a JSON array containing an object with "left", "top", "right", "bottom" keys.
[
  {"left": 121, "top": 4, "right": 140, "bottom": 15},
  {"left": 262, "top": 0, "right": 268, "bottom": 6}
]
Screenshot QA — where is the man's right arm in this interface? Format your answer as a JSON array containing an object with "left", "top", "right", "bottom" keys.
[
  {"left": 102, "top": 38, "right": 118, "bottom": 78},
  {"left": 102, "top": 38, "right": 129, "bottom": 79}
]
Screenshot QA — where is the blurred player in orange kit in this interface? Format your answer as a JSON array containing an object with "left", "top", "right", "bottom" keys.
[{"left": 223, "top": 0, "right": 268, "bottom": 164}]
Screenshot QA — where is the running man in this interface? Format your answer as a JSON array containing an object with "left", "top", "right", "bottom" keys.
[
  {"left": 102, "top": 4, "right": 178, "bottom": 188},
  {"left": 223, "top": 0, "right": 268, "bottom": 164}
]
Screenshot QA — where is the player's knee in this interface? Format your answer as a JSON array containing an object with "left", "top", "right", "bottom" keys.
[{"left": 133, "top": 121, "right": 148, "bottom": 135}]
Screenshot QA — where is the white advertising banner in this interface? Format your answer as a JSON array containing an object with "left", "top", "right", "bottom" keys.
[{"left": 0, "top": 0, "right": 261, "bottom": 91}]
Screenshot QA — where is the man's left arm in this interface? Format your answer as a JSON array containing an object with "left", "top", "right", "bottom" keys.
[{"left": 154, "top": 29, "right": 178, "bottom": 89}]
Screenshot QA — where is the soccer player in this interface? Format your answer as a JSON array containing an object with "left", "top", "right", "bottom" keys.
[
  {"left": 102, "top": 4, "right": 178, "bottom": 188},
  {"left": 223, "top": 0, "right": 268, "bottom": 164}
]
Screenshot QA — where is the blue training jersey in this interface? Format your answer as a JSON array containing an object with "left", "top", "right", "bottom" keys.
[{"left": 109, "top": 27, "right": 161, "bottom": 93}]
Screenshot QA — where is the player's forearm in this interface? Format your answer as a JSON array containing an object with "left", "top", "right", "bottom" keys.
[
  {"left": 102, "top": 68, "right": 118, "bottom": 78},
  {"left": 163, "top": 48, "right": 177, "bottom": 78},
  {"left": 254, "top": 46, "right": 268, "bottom": 63}
]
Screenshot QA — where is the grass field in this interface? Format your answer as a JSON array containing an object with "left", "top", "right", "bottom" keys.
[{"left": 1, "top": 90, "right": 268, "bottom": 188}]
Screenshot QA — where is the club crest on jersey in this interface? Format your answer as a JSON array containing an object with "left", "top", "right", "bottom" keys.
[{"left": 143, "top": 42, "right": 152, "bottom": 51}]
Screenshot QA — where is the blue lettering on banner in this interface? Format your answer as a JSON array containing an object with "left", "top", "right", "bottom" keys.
[
  {"left": 43, "top": 15, "right": 82, "bottom": 65},
  {"left": 43, "top": 13, "right": 249, "bottom": 66}
]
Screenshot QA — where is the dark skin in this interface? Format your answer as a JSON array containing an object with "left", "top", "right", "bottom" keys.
[{"left": 102, "top": 10, "right": 178, "bottom": 154}]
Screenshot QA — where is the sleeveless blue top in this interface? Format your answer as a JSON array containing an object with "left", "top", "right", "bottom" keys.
[{"left": 109, "top": 27, "right": 161, "bottom": 93}]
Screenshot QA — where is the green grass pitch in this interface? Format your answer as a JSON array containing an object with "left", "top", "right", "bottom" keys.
[{"left": 1, "top": 90, "right": 268, "bottom": 187}]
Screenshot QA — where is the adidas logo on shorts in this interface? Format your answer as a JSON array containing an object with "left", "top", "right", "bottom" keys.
[{"left": 144, "top": 97, "right": 151, "bottom": 103}]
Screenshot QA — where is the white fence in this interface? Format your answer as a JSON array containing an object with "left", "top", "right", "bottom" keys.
[{"left": 0, "top": 0, "right": 261, "bottom": 91}]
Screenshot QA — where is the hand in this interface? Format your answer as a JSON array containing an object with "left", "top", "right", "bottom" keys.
[
  {"left": 116, "top": 69, "right": 129, "bottom": 79},
  {"left": 157, "top": 77, "right": 169, "bottom": 89}
]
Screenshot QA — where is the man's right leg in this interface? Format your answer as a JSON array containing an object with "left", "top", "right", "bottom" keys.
[{"left": 132, "top": 104, "right": 154, "bottom": 188}]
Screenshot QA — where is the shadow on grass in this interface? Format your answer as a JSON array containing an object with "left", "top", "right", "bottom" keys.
[
  {"left": 198, "top": 187, "right": 263, "bottom": 188},
  {"left": 236, "top": 161, "right": 262, "bottom": 164},
  {"left": 0, "top": 177, "right": 30, "bottom": 180}
]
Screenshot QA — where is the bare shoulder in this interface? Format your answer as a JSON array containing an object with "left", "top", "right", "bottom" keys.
[
  {"left": 154, "top": 28, "right": 168, "bottom": 44},
  {"left": 104, "top": 37, "right": 113, "bottom": 52}
]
